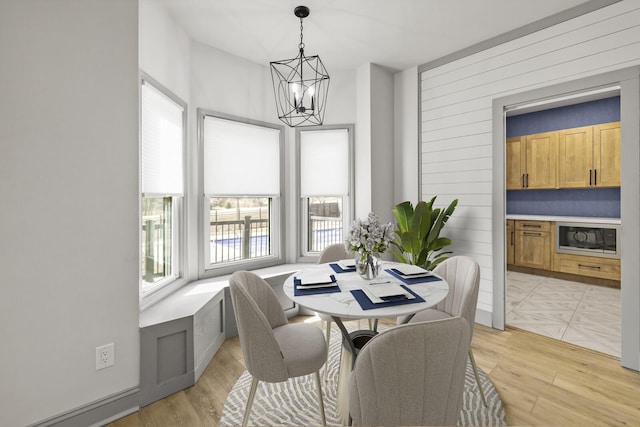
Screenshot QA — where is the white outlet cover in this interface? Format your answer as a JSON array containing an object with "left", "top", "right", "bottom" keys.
[{"left": 95, "top": 343, "right": 115, "bottom": 370}]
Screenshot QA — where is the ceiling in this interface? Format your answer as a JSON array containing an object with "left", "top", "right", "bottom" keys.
[{"left": 160, "top": 0, "right": 591, "bottom": 73}]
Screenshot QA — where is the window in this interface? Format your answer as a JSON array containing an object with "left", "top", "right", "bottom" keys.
[
  {"left": 200, "top": 111, "right": 284, "bottom": 275},
  {"left": 297, "top": 126, "right": 354, "bottom": 257},
  {"left": 140, "top": 75, "right": 185, "bottom": 295}
]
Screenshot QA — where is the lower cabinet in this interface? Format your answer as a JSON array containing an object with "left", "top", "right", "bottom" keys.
[
  {"left": 508, "top": 219, "right": 621, "bottom": 282},
  {"left": 553, "top": 253, "right": 621, "bottom": 281},
  {"left": 514, "top": 220, "right": 551, "bottom": 270},
  {"left": 506, "top": 220, "right": 515, "bottom": 265}
]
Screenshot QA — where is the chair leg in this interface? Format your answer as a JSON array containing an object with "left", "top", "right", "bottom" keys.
[
  {"left": 324, "top": 320, "right": 331, "bottom": 382},
  {"left": 315, "top": 370, "right": 327, "bottom": 426},
  {"left": 242, "top": 376, "right": 259, "bottom": 427},
  {"left": 468, "top": 348, "right": 487, "bottom": 407}
]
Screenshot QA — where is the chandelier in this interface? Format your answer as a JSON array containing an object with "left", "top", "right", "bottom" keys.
[{"left": 270, "top": 6, "right": 330, "bottom": 127}]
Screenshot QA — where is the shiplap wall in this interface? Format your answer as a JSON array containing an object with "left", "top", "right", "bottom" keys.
[{"left": 419, "top": 1, "right": 640, "bottom": 321}]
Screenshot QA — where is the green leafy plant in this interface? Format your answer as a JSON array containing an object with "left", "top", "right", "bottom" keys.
[{"left": 389, "top": 196, "right": 458, "bottom": 270}]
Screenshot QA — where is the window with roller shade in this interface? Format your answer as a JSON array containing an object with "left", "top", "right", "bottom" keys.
[
  {"left": 297, "top": 126, "right": 354, "bottom": 256},
  {"left": 140, "top": 76, "right": 186, "bottom": 295},
  {"left": 200, "top": 111, "right": 285, "bottom": 275}
]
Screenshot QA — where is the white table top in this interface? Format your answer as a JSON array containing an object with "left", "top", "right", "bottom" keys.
[{"left": 283, "top": 262, "right": 449, "bottom": 320}]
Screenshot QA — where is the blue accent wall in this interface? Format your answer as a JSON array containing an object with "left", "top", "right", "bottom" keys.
[
  {"left": 507, "top": 188, "right": 620, "bottom": 218},
  {"left": 506, "top": 96, "right": 620, "bottom": 218},
  {"left": 507, "top": 96, "right": 620, "bottom": 138}
]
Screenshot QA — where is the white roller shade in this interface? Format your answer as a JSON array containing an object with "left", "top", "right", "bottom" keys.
[
  {"left": 300, "top": 129, "right": 349, "bottom": 196},
  {"left": 141, "top": 82, "right": 184, "bottom": 195},
  {"left": 203, "top": 116, "right": 281, "bottom": 196}
]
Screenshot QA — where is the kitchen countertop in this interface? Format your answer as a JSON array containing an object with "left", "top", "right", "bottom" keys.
[{"left": 506, "top": 214, "right": 621, "bottom": 225}]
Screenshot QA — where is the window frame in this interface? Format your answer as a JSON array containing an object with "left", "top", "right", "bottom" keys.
[
  {"left": 198, "top": 109, "right": 286, "bottom": 278},
  {"left": 296, "top": 124, "right": 355, "bottom": 261},
  {"left": 139, "top": 72, "right": 187, "bottom": 303}
]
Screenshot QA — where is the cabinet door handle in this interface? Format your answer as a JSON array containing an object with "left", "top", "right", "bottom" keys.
[
  {"left": 511, "top": 231, "right": 514, "bottom": 245},
  {"left": 594, "top": 169, "right": 597, "bottom": 186},
  {"left": 589, "top": 169, "right": 593, "bottom": 186},
  {"left": 522, "top": 173, "right": 525, "bottom": 188},
  {"left": 525, "top": 173, "right": 529, "bottom": 188},
  {"left": 522, "top": 224, "right": 541, "bottom": 228},
  {"left": 523, "top": 232, "right": 542, "bottom": 236},
  {"left": 578, "top": 263, "right": 601, "bottom": 270}
]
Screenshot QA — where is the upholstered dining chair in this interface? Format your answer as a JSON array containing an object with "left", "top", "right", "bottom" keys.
[
  {"left": 229, "top": 271, "right": 327, "bottom": 427},
  {"left": 317, "top": 243, "right": 349, "bottom": 380},
  {"left": 349, "top": 317, "right": 471, "bottom": 426},
  {"left": 398, "top": 255, "right": 487, "bottom": 406}
]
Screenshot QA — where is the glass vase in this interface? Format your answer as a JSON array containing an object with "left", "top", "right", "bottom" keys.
[{"left": 356, "top": 252, "right": 382, "bottom": 280}]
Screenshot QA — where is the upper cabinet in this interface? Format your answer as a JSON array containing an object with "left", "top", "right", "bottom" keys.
[
  {"left": 506, "top": 132, "right": 557, "bottom": 190},
  {"left": 557, "top": 122, "right": 620, "bottom": 188},
  {"left": 508, "top": 121, "right": 620, "bottom": 190},
  {"left": 593, "top": 122, "right": 621, "bottom": 188}
]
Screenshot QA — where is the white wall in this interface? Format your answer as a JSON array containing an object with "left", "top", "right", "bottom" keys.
[
  {"left": 0, "top": 1, "right": 140, "bottom": 425},
  {"left": 419, "top": 1, "right": 640, "bottom": 335},
  {"left": 393, "top": 66, "right": 419, "bottom": 205}
]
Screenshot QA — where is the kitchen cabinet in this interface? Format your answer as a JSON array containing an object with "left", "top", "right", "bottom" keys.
[
  {"left": 514, "top": 220, "right": 551, "bottom": 270},
  {"left": 557, "top": 122, "right": 620, "bottom": 188},
  {"left": 506, "top": 220, "right": 515, "bottom": 265},
  {"left": 554, "top": 252, "right": 620, "bottom": 281},
  {"left": 593, "top": 122, "right": 621, "bottom": 187},
  {"left": 506, "top": 132, "right": 557, "bottom": 189}
]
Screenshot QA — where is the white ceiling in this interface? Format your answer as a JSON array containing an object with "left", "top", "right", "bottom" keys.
[{"left": 160, "top": 0, "right": 591, "bottom": 72}]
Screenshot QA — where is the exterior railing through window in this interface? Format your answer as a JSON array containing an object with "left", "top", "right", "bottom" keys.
[{"left": 308, "top": 215, "right": 343, "bottom": 252}]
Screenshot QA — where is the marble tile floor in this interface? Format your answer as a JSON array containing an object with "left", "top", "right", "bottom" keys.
[{"left": 506, "top": 270, "right": 621, "bottom": 358}]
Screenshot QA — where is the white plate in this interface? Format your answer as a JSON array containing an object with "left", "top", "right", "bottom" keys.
[
  {"left": 393, "top": 264, "right": 432, "bottom": 277},
  {"left": 337, "top": 259, "right": 356, "bottom": 269},
  {"left": 296, "top": 272, "right": 336, "bottom": 286}
]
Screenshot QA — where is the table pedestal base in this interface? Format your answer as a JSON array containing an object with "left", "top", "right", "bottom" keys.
[{"left": 336, "top": 329, "right": 378, "bottom": 426}]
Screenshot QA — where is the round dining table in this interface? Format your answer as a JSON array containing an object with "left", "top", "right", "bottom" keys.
[
  {"left": 283, "top": 260, "right": 449, "bottom": 425},
  {"left": 282, "top": 260, "right": 449, "bottom": 360}
]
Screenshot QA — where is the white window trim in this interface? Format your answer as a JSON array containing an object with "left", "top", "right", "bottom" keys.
[
  {"left": 139, "top": 71, "right": 188, "bottom": 309},
  {"left": 296, "top": 124, "right": 355, "bottom": 261},
  {"left": 197, "top": 109, "right": 286, "bottom": 278}
]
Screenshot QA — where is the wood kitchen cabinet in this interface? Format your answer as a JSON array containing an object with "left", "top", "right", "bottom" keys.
[
  {"left": 506, "top": 220, "right": 515, "bottom": 265},
  {"left": 557, "top": 121, "right": 620, "bottom": 188},
  {"left": 554, "top": 252, "right": 620, "bottom": 281},
  {"left": 593, "top": 122, "right": 621, "bottom": 187},
  {"left": 506, "top": 132, "right": 557, "bottom": 189},
  {"left": 514, "top": 220, "right": 551, "bottom": 270}
]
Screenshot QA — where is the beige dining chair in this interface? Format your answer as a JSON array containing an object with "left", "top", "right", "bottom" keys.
[
  {"left": 316, "top": 243, "right": 350, "bottom": 380},
  {"left": 229, "top": 271, "right": 327, "bottom": 427},
  {"left": 398, "top": 255, "right": 487, "bottom": 406},
  {"left": 349, "top": 317, "right": 471, "bottom": 426}
]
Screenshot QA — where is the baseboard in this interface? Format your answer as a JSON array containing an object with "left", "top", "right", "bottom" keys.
[
  {"left": 475, "top": 308, "right": 492, "bottom": 328},
  {"left": 30, "top": 386, "right": 139, "bottom": 427}
]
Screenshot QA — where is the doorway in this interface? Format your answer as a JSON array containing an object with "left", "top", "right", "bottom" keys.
[
  {"left": 505, "top": 94, "right": 621, "bottom": 357},
  {"left": 491, "top": 67, "right": 640, "bottom": 371}
]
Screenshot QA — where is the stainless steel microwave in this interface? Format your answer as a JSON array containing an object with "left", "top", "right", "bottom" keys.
[{"left": 556, "top": 222, "right": 620, "bottom": 259}]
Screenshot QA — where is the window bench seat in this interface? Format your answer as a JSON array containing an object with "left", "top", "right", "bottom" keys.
[{"left": 139, "top": 263, "right": 308, "bottom": 407}]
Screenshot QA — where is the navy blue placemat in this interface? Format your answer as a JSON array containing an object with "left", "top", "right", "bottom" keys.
[
  {"left": 350, "top": 285, "right": 425, "bottom": 310},
  {"left": 294, "top": 280, "right": 341, "bottom": 296},
  {"left": 329, "top": 263, "right": 356, "bottom": 273},
  {"left": 385, "top": 268, "right": 443, "bottom": 285}
]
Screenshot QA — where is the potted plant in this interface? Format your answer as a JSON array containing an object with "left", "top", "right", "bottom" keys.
[{"left": 389, "top": 196, "right": 458, "bottom": 270}]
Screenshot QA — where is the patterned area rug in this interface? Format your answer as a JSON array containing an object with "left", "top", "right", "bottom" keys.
[{"left": 221, "top": 324, "right": 506, "bottom": 426}]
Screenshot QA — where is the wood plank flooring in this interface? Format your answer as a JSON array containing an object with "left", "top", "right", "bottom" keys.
[{"left": 110, "top": 317, "right": 640, "bottom": 426}]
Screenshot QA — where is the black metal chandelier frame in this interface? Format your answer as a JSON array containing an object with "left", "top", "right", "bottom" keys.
[{"left": 270, "top": 5, "right": 330, "bottom": 127}]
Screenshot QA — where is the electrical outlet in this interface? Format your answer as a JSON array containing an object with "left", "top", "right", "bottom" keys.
[{"left": 95, "top": 343, "right": 115, "bottom": 370}]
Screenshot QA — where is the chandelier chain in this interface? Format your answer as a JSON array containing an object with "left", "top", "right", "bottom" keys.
[{"left": 299, "top": 17, "right": 305, "bottom": 50}]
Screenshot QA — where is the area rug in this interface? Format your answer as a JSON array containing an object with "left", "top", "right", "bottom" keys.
[{"left": 221, "top": 325, "right": 506, "bottom": 426}]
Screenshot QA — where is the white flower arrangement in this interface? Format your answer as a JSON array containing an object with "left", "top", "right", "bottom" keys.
[{"left": 345, "top": 212, "right": 395, "bottom": 258}]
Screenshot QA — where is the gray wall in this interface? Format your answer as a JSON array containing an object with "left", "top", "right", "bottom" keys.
[{"left": 0, "top": 1, "right": 140, "bottom": 425}]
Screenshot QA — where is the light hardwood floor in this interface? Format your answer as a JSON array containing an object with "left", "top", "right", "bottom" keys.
[{"left": 111, "top": 317, "right": 640, "bottom": 426}]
